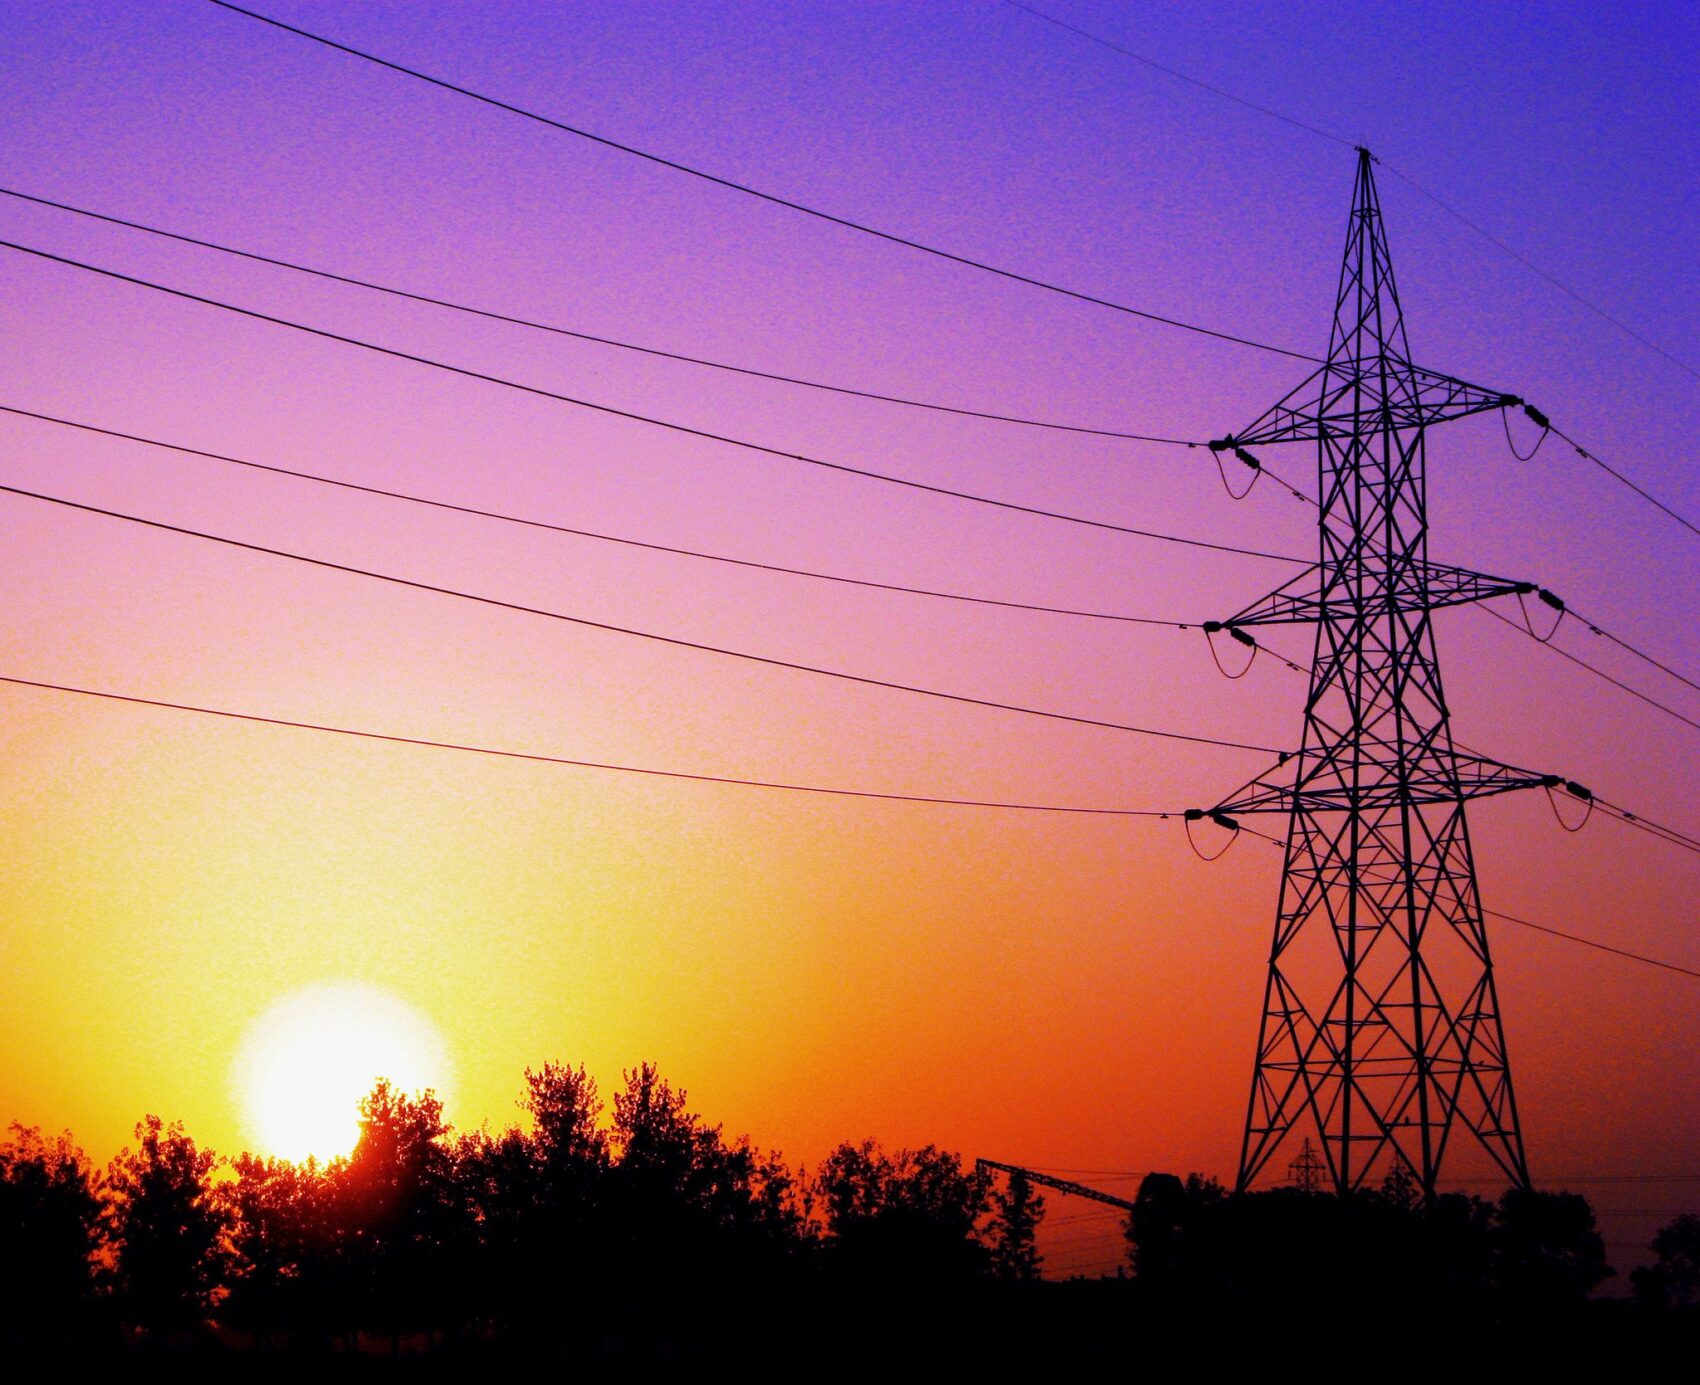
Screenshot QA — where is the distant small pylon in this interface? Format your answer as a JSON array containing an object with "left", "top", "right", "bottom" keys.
[{"left": 1289, "top": 1137, "right": 1325, "bottom": 1194}]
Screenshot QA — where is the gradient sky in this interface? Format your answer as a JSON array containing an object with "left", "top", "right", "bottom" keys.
[{"left": 1, "top": 0, "right": 1695, "bottom": 1279}]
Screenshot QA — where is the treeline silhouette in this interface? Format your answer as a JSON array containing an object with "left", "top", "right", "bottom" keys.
[{"left": 2, "top": 1061, "right": 1695, "bottom": 1364}]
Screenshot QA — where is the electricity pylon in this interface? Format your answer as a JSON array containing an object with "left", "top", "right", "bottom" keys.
[{"left": 1203, "top": 149, "right": 1551, "bottom": 1198}]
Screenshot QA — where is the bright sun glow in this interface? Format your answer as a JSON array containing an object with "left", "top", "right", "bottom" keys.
[{"left": 236, "top": 982, "right": 452, "bottom": 1162}]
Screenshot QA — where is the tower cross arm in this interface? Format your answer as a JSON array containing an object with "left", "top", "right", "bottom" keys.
[
  {"left": 1214, "top": 365, "right": 1518, "bottom": 450},
  {"left": 1213, "top": 560, "right": 1534, "bottom": 629},
  {"left": 1208, "top": 751, "right": 1560, "bottom": 817}
]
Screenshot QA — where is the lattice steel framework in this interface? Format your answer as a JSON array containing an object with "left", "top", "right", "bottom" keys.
[{"left": 1209, "top": 150, "right": 1545, "bottom": 1197}]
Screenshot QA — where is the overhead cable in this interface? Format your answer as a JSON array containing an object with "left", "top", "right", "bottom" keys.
[
  {"left": 1479, "top": 605, "right": 1700, "bottom": 737},
  {"left": 0, "top": 406, "right": 1211, "bottom": 627},
  {"left": 0, "top": 238, "right": 1304, "bottom": 565},
  {"left": 1001, "top": 0, "right": 1699, "bottom": 383},
  {"left": 1218, "top": 420, "right": 1700, "bottom": 738},
  {"left": 0, "top": 481, "right": 1282, "bottom": 755},
  {"left": 1549, "top": 422, "right": 1700, "bottom": 543},
  {"left": 200, "top": 1, "right": 1319, "bottom": 362},
  {"left": 0, "top": 185, "right": 1193, "bottom": 446},
  {"left": 1234, "top": 823, "right": 1700, "bottom": 979},
  {"left": 0, "top": 673, "right": 1173, "bottom": 816},
  {"left": 1001, "top": 0, "right": 1355, "bottom": 150}
]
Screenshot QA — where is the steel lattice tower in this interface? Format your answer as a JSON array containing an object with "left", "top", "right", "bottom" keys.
[{"left": 1204, "top": 150, "right": 1553, "bottom": 1197}]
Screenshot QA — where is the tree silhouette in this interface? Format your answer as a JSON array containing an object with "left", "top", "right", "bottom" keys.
[
  {"left": 608, "top": 1063, "right": 805, "bottom": 1295},
  {"left": 1491, "top": 1187, "right": 1612, "bottom": 1310},
  {"left": 1127, "top": 1171, "right": 1224, "bottom": 1286},
  {"left": 337, "top": 1081, "right": 462, "bottom": 1352},
  {"left": 814, "top": 1140, "right": 990, "bottom": 1285},
  {"left": 0, "top": 1061, "right": 1654, "bottom": 1358},
  {"left": 987, "top": 1169, "right": 1046, "bottom": 1281},
  {"left": 0, "top": 1124, "right": 105, "bottom": 1348},
  {"left": 1631, "top": 1212, "right": 1700, "bottom": 1311},
  {"left": 525, "top": 1060, "right": 607, "bottom": 1170},
  {"left": 1379, "top": 1160, "right": 1421, "bottom": 1212},
  {"left": 451, "top": 1066, "right": 609, "bottom": 1344},
  {"left": 222, "top": 1153, "right": 342, "bottom": 1350},
  {"left": 103, "top": 1115, "right": 229, "bottom": 1336}
]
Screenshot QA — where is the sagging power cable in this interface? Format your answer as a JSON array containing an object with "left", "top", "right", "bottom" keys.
[
  {"left": 1000, "top": 1, "right": 1700, "bottom": 384},
  {"left": 202, "top": 1, "right": 1321, "bottom": 364},
  {"left": 0, "top": 480, "right": 1283, "bottom": 755},
  {"left": 0, "top": 404, "right": 1212, "bottom": 630},
  {"left": 0, "top": 237, "right": 1305, "bottom": 566},
  {"left": 0, "top": 673, "right": 1176, "bottom": 817},
  {"left": 0, "top": 185, "right": 1195, "bottom": 447}
]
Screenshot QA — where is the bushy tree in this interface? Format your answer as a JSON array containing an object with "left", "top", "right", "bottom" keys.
[
  {"left": 987, "top": 1169, "right": 1046, "bottom": 1281},
  {"left": 1127, "top": 1171, "right": 1224, "bottom": 1285},
  {"left": 525, "top": 1061, "right": 608, "bottom": 1173},
  {"left": 222, "top": 1153, "right": 345, "bottom": 1348},
  {"left": 336, "top": 1081, "right": 463, "bottom": 1349},
  {"left": 1632, "top": 1212, "right": 1700, "bottom": 1311},
  {"left": 103, "top": 1115, "right": 229, "bottom": 1335},
  {"left": 450, "top": 1066, "right": 611, "bottom": 1344},
  {"left": 814, "top": 1139, "right": 991, "bottom": 1284},
  {"left": 1491, "top": 1187, "right": 1612, "bottom": 1309},
  {"left": 0, "top": 1125, "right": 105, "bottom": 1346},
  {"left": 609, "top": 1063, "right": 805, "bottom": 1287}
]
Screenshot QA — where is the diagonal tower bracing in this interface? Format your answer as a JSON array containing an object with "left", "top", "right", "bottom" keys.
[{"left": 1207, "top": 150, "right": 1545, "bottom": 1197}]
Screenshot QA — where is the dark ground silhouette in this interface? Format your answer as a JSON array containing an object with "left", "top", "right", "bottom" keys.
[{"left": 2, "top": 1061, "right": 1694, "bottom": 1367}]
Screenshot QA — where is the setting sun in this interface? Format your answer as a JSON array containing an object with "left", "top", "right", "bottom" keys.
[{"left": 234, "top": 982, "right": 451, "bottom": 1162}]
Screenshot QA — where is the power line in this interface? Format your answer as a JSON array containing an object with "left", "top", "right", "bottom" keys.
[
  {"left": 1227, "top": 623, "right": 1700, "bottom": 862},
  {"left": 0, "top": 185, "right": 1194, "bottom": 447},
  {"left": 1549, "top": 423, "right": 1700, "bottom": 543},
  {"left": 1513, "top": 1175, "right": 1700, "bottom": 1185},
  {"left": 0, "top": 404, "right": 1202, "bottom": 629},
  {"left": 1586, "top": 624, "right": 1700, "bottom": 698},
  {"left": 1031, "top": 1163, "right": 1700, "bottom": 1188},
  {"left": 1591, "top": 797, "right": 1700, "bottom": 857},
  {"left": 0, "top": 237, "right": 1306, "bottom": 566},
  {"left": 1381, "top": 168, "right": 1700, "bottom": 385},
  {"left": 1002, "top": 0, "right": 1353, "bottom": 150},
  {"left": 201, "top": 1, "right": 1321, "bottom": 364},
  {"left": 1559, "top": 601, "right": 1700, "bottom": 698},
  {"left": 0, "top": 673, "right": 1175, "bottom": 817},
  {"left": 1219, "top": 430, "right": 1700, "bottom": 810},
  {"left": 0, "top": 481, "right": 1282, "bottom": 756},
  {"left": 1200, "top": 464, "right": 1700, "bottom": 855},
  {"left": 1000, "top": 0, "right": 1698, "bottom": 383},
  {"left": 1233, "top": 823, "right": 1700, "bottom": 979},
  {"left": 1245, "top": 438, "right": 1700, "bottom": 734},
  {"left": 1481, "top": 904, "right": 1700, "bottom": 983},
  {"left": 1479, "top": 605, "right": 1700, "bottom": 738},
  {"left": 1045, "top": 1228, "right": 1129, "bottom": 1249}
]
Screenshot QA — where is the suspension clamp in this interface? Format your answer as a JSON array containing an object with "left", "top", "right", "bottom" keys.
[
  {"left": 1184, "top": 808, "right": 1241, "bottom": 831},
  {"left": 1201, "top": 621, "right": 1256, "bottom": 647}
]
